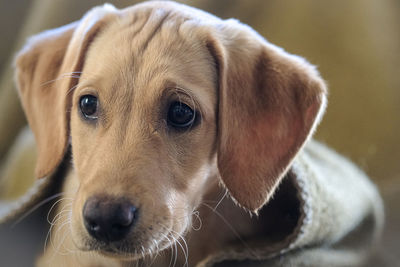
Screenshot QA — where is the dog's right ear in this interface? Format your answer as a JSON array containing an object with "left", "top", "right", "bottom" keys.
[{"left": 15, "top": 4, "right": 118, "bottom": 179}]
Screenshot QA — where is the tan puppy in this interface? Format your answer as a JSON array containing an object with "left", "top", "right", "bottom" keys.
[{"left": 15, "top": 1, "right": 326, "bottom": 266}]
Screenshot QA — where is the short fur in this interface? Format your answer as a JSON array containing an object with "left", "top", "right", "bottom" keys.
[{"left": 15, "top": 2, "right": 328, "bottom": 266}]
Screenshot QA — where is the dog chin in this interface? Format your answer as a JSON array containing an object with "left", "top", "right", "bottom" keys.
[
  {"left": 78, "top": 235, "right": 170, "bottom": 261},
  {"left": 81, "top": 240, "right": 143, "bottom": 260},
  {"left": 97, "top": 248, "right": 142, "bottom": 260}
]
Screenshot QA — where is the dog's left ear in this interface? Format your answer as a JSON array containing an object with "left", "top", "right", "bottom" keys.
[
  {"left": 14, "top": 4, "right": 118, "bottom": 179},
  {"left": 207, "top": 21, "right": 327, "bottom": 212}
]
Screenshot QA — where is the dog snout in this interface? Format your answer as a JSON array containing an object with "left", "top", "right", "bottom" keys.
[{"left": 83, "top": 196, "right": 137, "bottom": 242}]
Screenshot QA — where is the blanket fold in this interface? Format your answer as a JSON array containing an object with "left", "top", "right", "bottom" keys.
[{"left": 197, "top": 141, "right": 383, "bottom": 266}]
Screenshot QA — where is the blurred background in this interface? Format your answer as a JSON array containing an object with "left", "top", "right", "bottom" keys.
[{"left": 0, "top": 0, "right": 398, "bottom": 266}]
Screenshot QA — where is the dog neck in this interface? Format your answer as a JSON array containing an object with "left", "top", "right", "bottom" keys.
[
  {"left": 152, "top": 173, "right": 302, "bottom": 266},
  {"left": 179, "top": 179, "right": 268, "bottom": 266}
]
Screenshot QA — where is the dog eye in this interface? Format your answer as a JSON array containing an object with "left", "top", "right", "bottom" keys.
[
  {"left": 167, "top": 101, "right": 195, "bottom": 129},
  {"left": 79, "top": 95, "right": 98, "bottom": 120}
]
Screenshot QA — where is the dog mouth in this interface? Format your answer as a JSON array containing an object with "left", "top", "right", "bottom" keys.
[
  {"left": 78, "top": 224, "right": 181, "bottom": 260},
  {"left": 98, "top": 246, "right": 140, "bottom": 259},
  {"left": 80, "top": 238, "right": 146, "bottom": 259},
  {"left": 73, "top": 194, "right": 190, "bottom": 260}
]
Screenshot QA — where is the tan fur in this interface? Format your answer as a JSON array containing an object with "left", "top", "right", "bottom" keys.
[{"left": 14, "top": 2, "right": 326, "bottom": 266}]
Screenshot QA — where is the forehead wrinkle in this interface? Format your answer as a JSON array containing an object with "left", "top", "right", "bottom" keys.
[
  {"left": 132, "top": 33, "right": 190, "bottom": 90},
  {"left": 124, "top": 11, "right": 154, "bottom": 49},
  {"left": 90, "top": 8, "right": 217, "bottom": 147},
  {"left": 137, "top": 9, "right": 171, "bottom": 54},
  {"left": 123, "top": 8, "right": 206, "bottom": 93}
]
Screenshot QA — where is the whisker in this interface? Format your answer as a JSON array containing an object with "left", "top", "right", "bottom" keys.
[
  {"left": 158, "top": 224, "right": 188, "bottom": 267},
  {"left": 53, "top": 219, "right": 72, "bottom": 256},
  {"left": 159, "top": 232, "right": 174, "bottom": 267},
  {"left": 44, "top": 219, "right": 54, "bottom": 254},
  {"left": 47, "top": 197, "right": 73, "bottom": 224},
  {"left": 66, "top": 84, "right": 80, "bottom": 96},
  {"left": 50, "top": 210, "right": 71, "bottom": 227},
  {"left": 170, "top": 231, "right": 188, "bottom": 267},
  {"left": 50, "top": 210, "right": 71, "bottom": 250},
  {"left": 191, "top": 210, "right": 202, "bottom": 231},
  {"left": 40, "top": 72, "right": 82, "bottom": 87},
  {"left": 172, "top": 237, "right": 178, "bottom": 267},
  {"left": 12, "top": 192, "right": 65, "bottom": 227},
  {"left": 41, "top": 195, "right": 75, "bottom": 259},
  {"left": 50, "top": 204, "right": 72, "bottom": 224},
  {"left": 201, "top": 202, "right": 260, "bottom": 260},
  {"left": 213, "top": 189, "right": 228, "bottom": 211},
  {"left": 141, "top": 246, "right": 145, "bottom": 267},
  {"left": 59, "top": 224, "right": 77, "bottom": 255},
  {"left": 49, "top": 221, "right": 69, "bottom": 261},
  {"left": 148, "top": 239, "right": 160, "bottom": 266}
]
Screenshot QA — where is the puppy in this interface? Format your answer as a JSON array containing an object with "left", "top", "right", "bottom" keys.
[{"left": 15, "top": 1, "right": 327, "bottom": 266}]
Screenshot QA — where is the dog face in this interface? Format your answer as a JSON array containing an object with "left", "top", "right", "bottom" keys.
[
  {"left": 15, "top": 1, "right": 326, "bottom": 260},
  {"left": 69, "top": 10, "right": 219, "bottom": 256}
]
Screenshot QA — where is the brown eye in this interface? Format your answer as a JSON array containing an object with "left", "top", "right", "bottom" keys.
[
  {"left": 167, "top": 101, "right": 195, "bottom": 129},
  {"left": 80, "top": 95, "right": 98, "bottom": 120}
]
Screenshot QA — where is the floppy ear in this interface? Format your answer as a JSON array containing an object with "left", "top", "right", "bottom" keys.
[
  {"left": 208, "top": 21, "right": 327, "bottom": 212},
  {"left": 14, "top": 4, "right": 118, "bottom": 179}
]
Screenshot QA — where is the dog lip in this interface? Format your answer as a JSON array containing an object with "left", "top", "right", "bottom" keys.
[
  {"left": 95, "top": 246, "right": 142, "bottom": 260},
  {"left": 83, "top": 239, "right": 139, "bottom": 258}
]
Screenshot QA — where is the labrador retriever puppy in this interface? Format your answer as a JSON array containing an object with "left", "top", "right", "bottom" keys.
[{"left": 15, "top": 1, "right": 327, "bottom": 266}]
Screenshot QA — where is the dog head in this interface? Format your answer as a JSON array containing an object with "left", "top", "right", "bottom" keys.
[{"left": 15, "top": 1, "right": 326, "bottom": 259}]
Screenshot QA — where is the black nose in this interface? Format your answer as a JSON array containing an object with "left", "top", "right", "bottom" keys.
[{"left": 83, "top": 196, "right": 137, "bottom": 242}]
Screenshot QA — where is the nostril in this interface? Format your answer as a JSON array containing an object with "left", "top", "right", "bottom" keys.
[
  {"left": 87, "top": 220, "right": 100, "bottom": 232},
  {"left": 119, "top": 204, "right": 136, "bottom": 226},
  {"left": 83, "top": 196, "right": 138, "bottom": 242}
]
